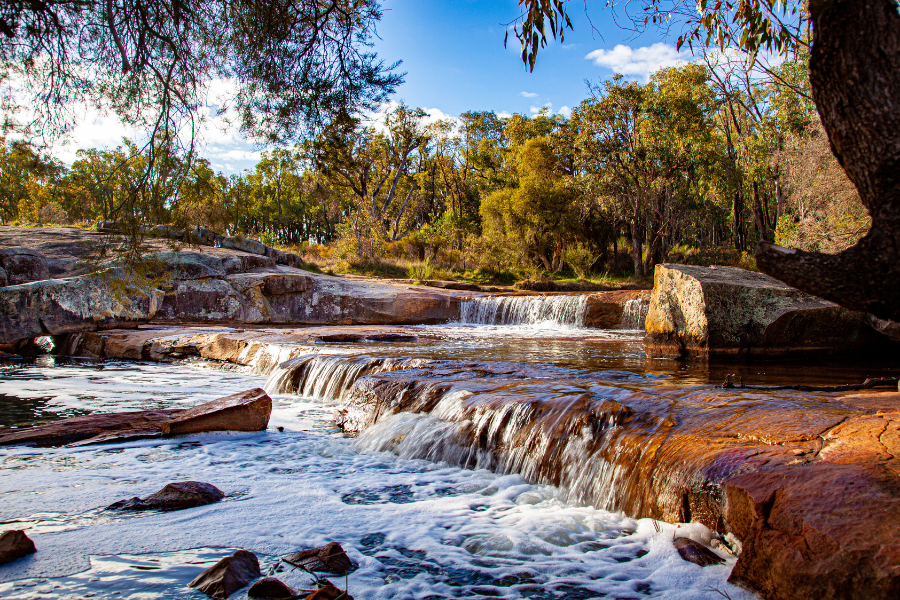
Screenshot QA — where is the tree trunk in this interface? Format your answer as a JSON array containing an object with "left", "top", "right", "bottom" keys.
[
  {"left": 756, "top": 0, "right": 900, "bottom": 321},
  {"left": 631, "top": 217, "right": 644, "bottom": 278},
  {"left": 732, "top": 191, "right": 745, "bottom": 251}
]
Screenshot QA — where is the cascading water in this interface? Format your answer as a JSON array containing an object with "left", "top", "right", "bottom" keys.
[
  {"left": 621, "top": 298, "right": 650, "bottom": 330},
  {"left": 459, "top": 294, "right": 588, "bottom": 328},
  {"left": 264, "top": 354, "right": 423, "bottom": 401}
]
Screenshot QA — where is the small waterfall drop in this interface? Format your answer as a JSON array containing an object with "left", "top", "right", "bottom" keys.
[
  {"left": 459, "top": 295, "right": 588, "bottom": 328},
  {"left": 264, "top": 354, "right": 421, "bottom": 402},
  {"left": 621, "top": 298, "right": 649, "bottom": 330}
]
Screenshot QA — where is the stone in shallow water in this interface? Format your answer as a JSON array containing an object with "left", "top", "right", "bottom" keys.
[
  {"left": 247, "top": 576, "right": 296, "bottom": 599},
  {"left": 189, "top": 549, "right": 261, "bottom": 598},
  {"left": 282, "top": 541, "right": 354, "bottom": 575},
  {"left": 673, "top": 537, "right": 725, "bottom": 567},
  {"left": 107, "top": 481, "right": 224, "bottom": 511},
  {"left": 304, "top": 584, "right": 354, "bottom": 600},
  {"left": 0, "top": 530, "right": 36, "bottom": 566}
]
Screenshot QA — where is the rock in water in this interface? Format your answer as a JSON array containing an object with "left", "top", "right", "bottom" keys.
[
  {"left": 673, "top": 537, "right": 725, "bottom": 567},
  {"left": 282, "top": 542, "right": 354, "bottom": 574},
  {"left": 107, "top": 481, "right": 224, "bottom": 511},
  {"left": 644, "top": 264, "right": 888, "bottom": 359},
  {"left": 0, "top": 530, "right": 36, "bottom": 565},
  {"left": 305, "top": 585, "right": 353, "bottom": 600},
  {"left": 247, "top": 576, "right": 297, "bottom": 599},
  {"left": 189, "top": 549, "right": 261, "bottom": 598},
  {"left": 0, "top": 388, "right": 272, "bottom": 447}
]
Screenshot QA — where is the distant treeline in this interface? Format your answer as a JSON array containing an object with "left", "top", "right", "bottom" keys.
[{"left": 0, "top": 51, "right": 868, "bottom": 280}]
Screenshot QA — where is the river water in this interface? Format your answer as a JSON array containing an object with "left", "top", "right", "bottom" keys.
[{"left": 1, "top": 296, "right": 895, "bottom": 599}]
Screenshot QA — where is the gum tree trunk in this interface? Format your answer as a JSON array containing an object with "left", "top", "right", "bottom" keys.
[{"left": 756, "top": 0, "right": 900, "bottom": 321}]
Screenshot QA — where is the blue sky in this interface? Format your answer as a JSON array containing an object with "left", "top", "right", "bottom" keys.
[
  {"left": 51, "top": 1, "right": 690, "bottom": 173},
  {"left": 370, "top": 0, "right": 685, "bottom": 120}
]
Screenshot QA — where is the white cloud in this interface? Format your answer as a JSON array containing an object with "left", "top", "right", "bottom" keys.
[
  {"left": 558, "top": 106, "right": 572, "bottom": 118},
  {"left": 520, "top": 91, "right": 539, "bottom": 98},
  {"left": 497, "top": 111, "right": 512, "bottom": 119},
  {"left": 585, "top": 43, "right": 689, "bottom": 82}
]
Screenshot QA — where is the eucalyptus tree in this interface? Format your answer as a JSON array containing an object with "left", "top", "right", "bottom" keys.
[
  {"left": 1, "top": 0, "right": 401, "bottom": 250},
  {"left": 306, "top": 104, "right": 430, "bottom": 257},
  {"left": 509, "top": 0, "right": 900, "bottom": 321}
]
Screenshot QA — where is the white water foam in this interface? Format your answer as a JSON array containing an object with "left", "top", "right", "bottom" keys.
[{"left": 0, "top": 360, "right": 756, "bottom": 600}]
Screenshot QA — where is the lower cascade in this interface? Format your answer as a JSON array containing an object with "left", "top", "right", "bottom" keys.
[{"left": 458, "top": 294, "right": 589, "bottom": 328}]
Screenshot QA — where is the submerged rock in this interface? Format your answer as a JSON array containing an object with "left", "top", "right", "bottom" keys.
[
  {"left": 282, "top": 542, "right": 354, "bottom": 575},
  {"left": 107, "top": 481, "right": 224, "bottom": 511},
  {"left": 247, "top": 577, "right": 297, "bottom": 599},
  {"left": 0, "top": 530, "right": 36, "bottom": 565},
  {"left": 189, "top": 549, "right": 261, "bottom": 598},
  {"left": 673, "top": 537, "right": 725, "bottom": 567},
  {"left": 0, "top": 388, "right": 272, "bottom": 446},
  {"left": 644, "top": 264, "right": 887, "bottom": 358}
]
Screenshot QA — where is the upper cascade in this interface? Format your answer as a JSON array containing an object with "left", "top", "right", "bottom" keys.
[{"left": 458, "top": 294, "right": 589, "bottom": 328}]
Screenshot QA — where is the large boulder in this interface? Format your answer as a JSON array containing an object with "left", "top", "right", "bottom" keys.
[
  {"left": 643, "top": 264, "right": 884, "bottom": 358},
  {"left": 0, "top": 388, "right": 272, "bottom": 446},
  {"left": 0, "top": 270, "right": 161, "bottom": 345},
  {"left": 190, "top": 549, "right": 261, "bottom": 598},
  {"left": 0, "top": 530, "right": 36, "bottom": 566},
  {"left": 108, "top": 481, "right": 225, "bottom": 511},
  {"left": 0, "top": 247, "right": 49, "bottom": 285}
]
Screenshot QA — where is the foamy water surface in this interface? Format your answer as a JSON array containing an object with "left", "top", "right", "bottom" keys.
[{"left": 0, "top": 355, "right": 756, "bottom": 600}]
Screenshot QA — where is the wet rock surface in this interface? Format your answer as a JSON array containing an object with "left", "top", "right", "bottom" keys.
[
  {"left": 247, "top": 577, "right": 297, "bottom": 599},
  {"left": 107, "top": 481, "right": 225, "bottom": 511},
  {"left": 282, "top": 542, "right": 354, "bottom": 575},
  {"left": 189, "top": 549, "right": 261, "bottom": 598},
  {"left": 644, "top": 264, "right": 893, "bottom": 358},
  {"left": 304, "top": 585, "right": 353, "bottom": 600},
  {"left": 0, "top": 530, "right": 36, "bottom": 566},
  {"left": 673, "top": 537, "right": 725, "bottom": 567},
  {"left": 0, "top": 388, "right": 272, "bottom": 446}
]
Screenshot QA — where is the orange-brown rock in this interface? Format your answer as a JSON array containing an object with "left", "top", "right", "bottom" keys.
[
  {"left": 189, "top": 549, "right": 261, "bottom": 599},
  {"left": 582, "top": 290, "right": 650, "bottom": 328},
  {"left": 0, "top": 388, "right": 272, "bottom": 446},
  {"left": 0, "top": 530, "right": 36, "bottom": 566},
  {"left": 305, "top": 585, "right": 354, "bottom": 600}
]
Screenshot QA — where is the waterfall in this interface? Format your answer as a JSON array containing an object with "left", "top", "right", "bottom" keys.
[
  {"left": 351, "top": 380, "right": 689, "bottom": 518},
  {"left": 621, "top": 298, "right": 649, "bottom": 330},
  {"left": 264, "top": 354, "right": 422, "bottom": 402},
  {"left": 459, "top": 295, "right": 588, "bottom": 328}
]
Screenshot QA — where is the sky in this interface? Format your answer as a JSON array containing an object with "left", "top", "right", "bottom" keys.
[{"left": 47, "top": 0, "right": 691, "bottom": 174}]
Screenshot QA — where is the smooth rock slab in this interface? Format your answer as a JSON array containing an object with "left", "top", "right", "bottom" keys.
[
  {"left": 643, "top": 264, "right": 884, "bottom": 358},
  {"left": 190, "top": 549, "right": 261, "bottom": 598},
  {"left": 107, "top": 481, "right": 224, "bottom": 511},
  {"left": 0, "top": 388, "right": 272, "bottom": 446},
  {"left": 0, "top": 530, "right": 36, "bottom": 566}
]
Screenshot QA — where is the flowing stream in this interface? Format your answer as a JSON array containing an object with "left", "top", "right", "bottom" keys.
[{"left": 4, "top": 304, "right": 897, "bottom": 599}]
